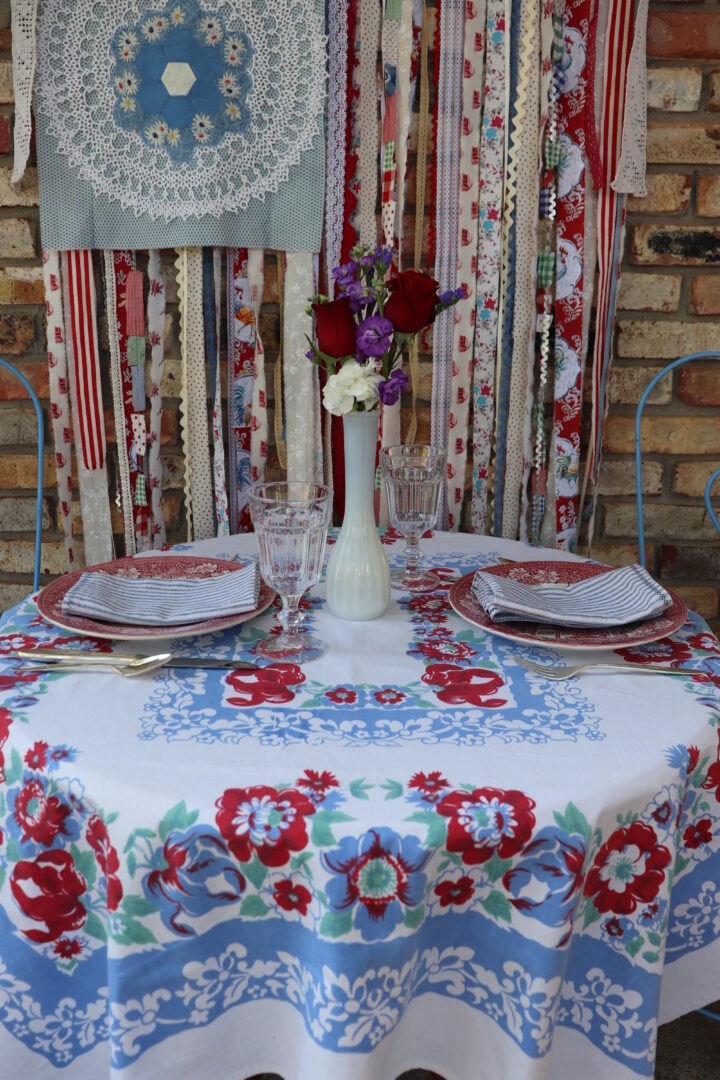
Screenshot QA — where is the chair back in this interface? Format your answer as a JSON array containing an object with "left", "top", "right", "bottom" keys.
[
  {"left": 705, "top": 468, "right": 720, "bottom": 538},
  {"left": 635, "top": 352, "right": 720, "bottom": 565},
  {"left": 0, "top": 359, "right": 44, "bottom": 591}
]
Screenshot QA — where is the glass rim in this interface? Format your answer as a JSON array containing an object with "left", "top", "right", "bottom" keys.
[
  {"left": 248, "top": 481, "right": 333, "bottom": 506},
  {"left": 380, "top": 444, "right": 447, "bottom": 460}
]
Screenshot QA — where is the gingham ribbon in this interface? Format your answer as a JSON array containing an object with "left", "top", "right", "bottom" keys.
[{"left": 42, "top": 249, "right": 74, "bottom": 569}]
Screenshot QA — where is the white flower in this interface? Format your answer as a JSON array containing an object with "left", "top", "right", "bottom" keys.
[
  {"left": 118, "top": 32, "right": 138, "bottom": 60},
  {"left": 170, "top": 5, "right": 185, "bottom": 25},
  {"left": 201, "top": 18, "right": 222, "bottom": 45},
  {"left": 119, "top": 96, "right": 136, "bottom": 113},
  {"left": 322, "top": 361, "right": 381, "bottom": 416},
  {"left": 192, "top": 114, "right": 213, "bottom": 141},
  {"left": 115, "top": 71, "right": 138, "bottom": 95},
  {"left": 141, "top": 18, "right": 164, "bottom": 41},
  {"left": 145, "top": 121, "right": 166, "bottom": 145},
  {"left": 166, "top": 128, "right": 181, "bottom": 147},
  {"left": 219, "top": 71, "right": 239, "bottom": 97},
  {"left": 224, "top": 38, "right": 247, "bottom": 64},
  {"left": 226, "top": 102, "right": 242, "bottom": 122}
]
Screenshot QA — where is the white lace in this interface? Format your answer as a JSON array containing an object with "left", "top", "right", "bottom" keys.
[
  {"left": 34, "top": 0, "right": 326, "bottom": 221},
  {"left": 10, "top": 0, "right": 38, "bottom": 184},
  {"left": 324, "top": 0, "right": 347, "bottom": 288},
  {"left": 611, "top": 0, "right": 649, "bottom": 197}
]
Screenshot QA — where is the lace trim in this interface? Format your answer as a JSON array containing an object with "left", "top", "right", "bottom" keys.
[
  {"left": 34, "top": 0, "right": 326, "bottom": 221},
  {"left": 356, "top": 0, "right": 380, "bottom": 246},
  {"left": 611, "top": 0, "right": 649, "bottom": 197},
  {"left": 284, "top": 253, "right": 322, "bottom": 484},
  {"left": 179, "top": 249, "right": 215, "bottom": 540},
  {"left": 325, "top": 0, "right": 348, "bottom": 287},
  {"left": 10, "top": 0, "right": 38, "bottom": 184},
  {"left": 147, "top": 251, "right": 167, "bottom": 549},
  {"left": 248, "top": 250, "right": 267, "bottom": 491}
]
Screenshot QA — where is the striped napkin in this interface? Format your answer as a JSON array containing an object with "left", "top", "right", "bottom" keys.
[
  {"left": 472, "top": 564, "right": 672, "bottom": 628},
  {"left": 62, "top": 562, "right": 261, "bottom": 626}
]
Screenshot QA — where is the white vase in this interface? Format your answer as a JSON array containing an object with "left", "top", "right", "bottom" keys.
[{"left": 326, "top": 410, "right": 391, "bottom": 620}]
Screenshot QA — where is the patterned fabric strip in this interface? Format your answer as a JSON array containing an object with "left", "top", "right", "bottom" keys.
[
  {"left": 356, "top": 0, "right": 380, "bottom": 247},
  {"left": 125, "top": 265, "right": 152, "bottom": 549},
  {"left": 210, "top": 247, "right": 229, "bottom": 537},
  {"left": 611, "top": 0, "right": 649, "bottom": 198},
  {"left": 177, "top": 247, "right": 214, "bottom": 542},
  {"left": 446, "top": 0, "right": 486, "bottom": 531},
  {"left": 104, "top": 251, "right": 135, "bottom": 557},
  {"left": 61, "top": 251, "right": 113, "bottom": 566},
  {"left": 342, "top": 0, "right": 360, "bottom": 265},
  {"left": 394, "top": 0, "right": 419, "bottom": 263},
  {"left": 146, "top": 250, "right": 167, "bottom": 549},
  {"left": 325, "top": 0, "right": 349, "bottom": 289},
  {"left": 64, "top": 250, "right": 105, "bottom": 472},
  {"left": 248, "top": 250, "right": 267, "bottom": 493},
  {"left": 9, "top": 0, "right": 37, "bottom": 184},
  {"left": 42, "top": 249, "right": 74, "bottom": 569},
  {"left": 427, "top": 0, "right": 442, "bottom": 269},
  {"left": 471, "top": 0, "right": 505, "bottom": 535},
  {"left": 553, "top": 0, "right": 591, "bottom": 551},
  {"left": 227, "top": 248, "right": 255, "bottom": 534},
  {"left": 502, "top": 0, "right": 540, "bottom": 541},
  {"left": 284, "top": 253, "right": 322, "bottom": 484},
  {"left": 430, "top": 0, "right": 464, "bottom": 530}
]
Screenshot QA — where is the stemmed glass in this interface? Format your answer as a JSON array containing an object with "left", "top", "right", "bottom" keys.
[
  {"left": 248, "top": 482, "right": 332, "bottom": 663},
  {"left": 380, "top": 445, "right": 447, "bottom": 593}
]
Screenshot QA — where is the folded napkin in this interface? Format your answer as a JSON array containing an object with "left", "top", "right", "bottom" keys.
[
  {"left": 472, "top": 564, "right": 671, "bottom": 628},
  {"left": 62, "top": 562, "right": 261, "bottom": 626}
]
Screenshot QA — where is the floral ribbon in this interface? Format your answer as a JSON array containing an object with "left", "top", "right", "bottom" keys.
[
  {"left": 203, "top": 248, "right": 229, "bottom": 536},
  {"left": 61, "top": 250, "right": 114, "bottom": 566},
  {"left": 325, "top": 0, "right": 349, "bottom": 290},
  {"left": 284, "top": 254, "right": 322, "bottom": 484},
  {"left": 104, "top": 251, "right": 136, "bottom": 557},
  {"left": 446, "top": 0, "right": 486, "bottom": 531},
  {"left": 42, "top": 249, "right": 74, "bottom": 569},
  {"left": 431, "top": 0, "right": 464, "bottom": 530},
  {"left": 248, "top": 251, "right": 267, "bottom": 492},
  {"left": 146, "top": 251, "right": 167, "bottom": 549},
  {"left": 355, "top": 0, "right": 381, "bottom": 247},
  {"left": 471, "top": 0, "right": 506, "bottom": 535},
  {"left": 227, "top": 248, "right": 255, "bottom": 534}
]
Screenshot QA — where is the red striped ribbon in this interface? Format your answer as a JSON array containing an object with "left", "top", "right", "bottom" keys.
[{"left": 65, "top": 250, "right": 105, "bottom": 471}]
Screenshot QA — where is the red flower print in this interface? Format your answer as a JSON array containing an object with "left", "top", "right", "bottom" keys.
[
  {"left": 702, "top": 731, "right": 720, "bottom": 803},
  {"left": 325, "top": 687, "right": 357, "bottom": 705},
  {"left": 408, "top": 594, "right": 450, "bottom": 624},
  {"left": 603, "top": 917, "right": 624, "bottom": 938},
  {"left": 0, "top": 706, "right": 13, "bottom": 783},
  {"left": 0, "top": 670, "right": 40, "bottom": 692},
  {"left": 54, "top": 936, "right": 83, "bottom": 959},
  {"left": 273, "top": 878, "right": 312, "bottom": 915},
  {"left": 296, "top": 769, "right": 339, "bottom": 798},
  {"left": 684, "top": 818, "right": 712, "bottom": 850},
  {"left": 434, "top": 875, "right": 474, "bottom": 907},
  {"left": 10, "top": 850, "right": 87, "bottom": 943},
  {"left": 437, "top": 787, "right": 536, "bottom": 866},
  {"left": 614, "top": 640, "right": 693, "bottom": 667},
  {"left": 226, "top": 664, "right": 305, "bottom": 707},
  {"left": 216, "top": 785, "right": 315, "bottom": 867},
  {"left": 408, "top": 771, "right": 450, "bottom": 802},
  {"left": 652, "top": 801, "right": 672, "bottom": 826},
  {"left": 687, "top": 746, "right": 700, "bottom": 775},
  {"left": 86, "top": 816, "right": 123, "bottom": 912},
  {"left": 686, "top": 631, "right": 720, "bottom": 654},
  {"left": 380, "top": 527, "right": 403, "bottom": 545},
  {"left": 0, "top": 633, "right": 39, "bottom": 655},
  {"left": 422, "top": 664, "right": 507, "bottom": 707},
  {"left": 414, "top": 638, "right": 476, "bottom": 664},
  {"left": 583, "top": 822, "right": 671, "bottom": 915},
  {"left": 24, "top": 741, "right": 49, "bottom": 770},
  {"left": 13, "top": 777, "right": 73, "bottom": 846},
  {"left": 374, "top": 689, "right": 406, "bottom": 705}
]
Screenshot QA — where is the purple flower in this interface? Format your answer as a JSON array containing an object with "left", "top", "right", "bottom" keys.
[
  {"left": 343, "top": 279, "right": 370, "bottom": 313},
  {"left": 378, "top": 369, "right": 409, "bottom": 405},
  {"left": 360, "top": 246, "right": 393, "bottom": 268},
  {"left": 356, "top": 315, "right": 393, "bottom": 359},
  {"left": 332, "top": 261, "right": 360, "bottom": 288}
]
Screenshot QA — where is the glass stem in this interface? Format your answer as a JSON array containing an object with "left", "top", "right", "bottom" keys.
[
  {"left": 404, "top": 535, "right": 421, "bottom": 578},
  {"left": 278, "top": 596, "right": 303, "bottom": 639}
]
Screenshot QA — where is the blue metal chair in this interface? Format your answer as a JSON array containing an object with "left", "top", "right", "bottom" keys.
[
  {"left": 635, "top": 352, "right": 720, "bottom": 565},
  {"left": 0, "top": 359, "right": 44, "bottom": 592}
]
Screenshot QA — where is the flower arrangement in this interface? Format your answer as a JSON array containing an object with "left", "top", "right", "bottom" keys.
[{"left": 306, "top": 245, "right": 463, "bottom": 416}]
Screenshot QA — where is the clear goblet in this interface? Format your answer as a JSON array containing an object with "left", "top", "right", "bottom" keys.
[
  {"left": 380, "top": 445, "right": 447, "bottom": 593},
  {"left": 248, "top": 482, "right": 332, "bottom": 663}
]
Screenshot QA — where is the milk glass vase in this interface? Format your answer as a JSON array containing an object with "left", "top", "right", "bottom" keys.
[{"left": 325, "top": 410, "right": 391, "bottom": 620}]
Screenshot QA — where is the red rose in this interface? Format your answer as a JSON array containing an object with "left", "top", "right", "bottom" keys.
[
  {"left": 13, "top": 776, "right": 73, "bottom": 846},
  {"left": 11, "top": 850, "right": 87, "bottom": 943},
  {"left": 216, "top": 785, "right": 316, "bottom": 867},
  {"left": 583, "top": 822, "right": 671, "bottom": 915},
  {"left": 312, "top": 298, "right": 357, "bottom": 358},
  {"left": 384, "top": 270, "right": 440, "bottom": 334},
  {"left": 437, "top": 786, "right": 536, "bottom": 866},
  {"left": 226, "top": 663, "right": 305, "bottom": 707},
  {"left": 422, "top": 664, "right": 507, "bottom": 708}
]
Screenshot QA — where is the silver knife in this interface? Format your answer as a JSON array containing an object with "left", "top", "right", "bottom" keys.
[{"left": 15, "top": 648, "right": 258, "bottom": 670}]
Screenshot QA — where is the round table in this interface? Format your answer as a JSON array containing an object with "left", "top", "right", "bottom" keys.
[{"left": 0, "top": 532, "right": 719, "bottom": 1080}]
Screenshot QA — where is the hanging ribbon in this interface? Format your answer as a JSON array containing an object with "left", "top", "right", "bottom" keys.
[
  {"left": 146, "top": 250, "right": 167, "bottom": 549},
  {"left": 227, "top": 248, "right": 256, "bottom": 533},
  {"left": 176, "top": 248, "right": 214, "bottom": 542},
  {"left": 202, "top": 248, "right": 229, "bottom": 536},
  {"left": 126, "top": 264, "right": 152, "bottom": 550},
  {"left": 42, "top": 249, "right": 74, "bottom": 569},
  {"left": 104, "top": 251, "right": 136, "bottom": 557},
  {"left": 248, "top": 250, "right": 267, "bottom": 491},
  {"left": 611, "top": 0, "right": 650, "bottom": 198},
  {"left": 284, "top": 253, "right": 322, "bottom": 484},
  {"left": 430, "top": 0, "right": 464, "bottom": 530},
  {"left": 356, "top": 0, "right": 381, "bottom": 247},
  {"left": 325, "top": 0, "right": 349, "bottom": 289},
  {"left": 61, "top": 250, "right": 114, "bottom": 566},
  {"left": 9, "top": 0, "right": 37, "bottom": 185},
  {"left": 274, "top": 257, "right": 288, "bottom": 473},
  {"left": 471, "top": 0, "right": 506, "bottom": 535},
  {"left": 446, "top": 0, "right": 486, "bottom": 531}
]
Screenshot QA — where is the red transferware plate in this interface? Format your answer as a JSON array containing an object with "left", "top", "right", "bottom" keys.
[
  {"left": 35, "top": 555, "right": 276, "bottom": 642},
  {"left": 449, "top": 561, "right": 688, "bottom": 651}
]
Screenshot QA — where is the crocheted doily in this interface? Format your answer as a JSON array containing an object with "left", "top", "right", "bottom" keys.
[{"left": 35, "top": 0, "right": 326, "bottom": 220}]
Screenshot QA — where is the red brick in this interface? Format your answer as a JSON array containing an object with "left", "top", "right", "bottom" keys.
[
  {"left": 0, "top": 315, "right": 37, "bottom": 358},
  {"left": 690, "top": 276, "right": 720, "bottom": 315},
  {"left": 0, "top": 361, "right": 48, "bottom": 401},
  {"left": 673, "top": 462, "right": 720, "bottom": 498},
  {"left": 660, "top": 546, "right": 720, "bottom": 581},
  {"left": 677, "top": 366, "right": 720, "bottom": 407},
  {"left": 604, "top": 415, "right": 720, "bottom": 455},
  {"left": 710, "top": 71, "right": 720, "bottom": 113},
  {"left": 0, "top": 115, "right": 10, "bottom": 156},
  {"left": 630, "top": 224, "right": 720, "bottom": 266},
  {"left": 648, "top": 12, "right": 720, "bottom": 60},
  {"left": 626, "top": 173, "right": 690, "bottom": 215},
  {"left": 696, "top": 175, "right": 720, "bottom": 217},
  {"left": 672, "top": 585, "right": 719, "bottom": 620}
]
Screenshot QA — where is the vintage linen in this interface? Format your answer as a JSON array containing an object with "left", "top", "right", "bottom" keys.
[
  {"left": 25, "top": 0, "right": 326, "bottom": 251},
  {"left": 247, "top": 250, "right": 268, "bottom": 494},
  {"left": 284, "top": 253, "right": 322, "bottom": 485},
  {"left": 105, "top": 251, "right": 137, "bottom": 558},
  {"left": 146, "top": 251, "right": 167, "bottom": 549},
  {"left": 0, "top": 531, "right": 719, "bottom": 1079}
]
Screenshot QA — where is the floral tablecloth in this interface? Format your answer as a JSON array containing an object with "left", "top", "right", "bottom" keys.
[{"left": 1, "top": 532, "right": 719, "bottom": 1079}]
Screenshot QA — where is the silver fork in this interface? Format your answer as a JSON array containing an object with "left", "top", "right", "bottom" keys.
[
  {"left": 517, "top": 658, "right": 692, "bottom": 680},
  {"left": 18, "top": 654, "right": 171, "bottom": 679}
]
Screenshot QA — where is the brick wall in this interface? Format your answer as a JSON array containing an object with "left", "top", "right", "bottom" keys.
[{"left": 0, "top": 1, "right": 719, "bottom": 629}]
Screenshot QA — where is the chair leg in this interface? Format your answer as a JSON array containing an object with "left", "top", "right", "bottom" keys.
[{"left": 697, "top": 1007, "right": 720, "bottom": 1022}]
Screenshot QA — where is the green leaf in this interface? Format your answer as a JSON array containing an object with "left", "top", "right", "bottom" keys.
[
  {"left": 290, "top": 852, "right": 314, "bottom": 872},
  {"left": 122, "top": 895, "right": 156, "bottom": 917},
  {"left": 319, "top": 909, "right": 353, "bottom": 938},
  {"left": 127, "top": 851, "right": 137, "bottom": 878},
  {"left": 381, "top": 779, "right": 404, "bottom": 801},
  {"left": 105, "top": 812, "right": 119, "bottom": 824},
  {"left": 349, "top": 778, "right": 373, "bottom": 801},
  {"left": 310, "top": 810, "right": 354, "bottom": 847},
  {"left": 625, "top": 936, "right": 644, "bottom": 958},
  {"left": 84, "top": 910, "right": 108, "bottom": 943},
  {"left": 124, "top": 827, "right": 154, "bottom": 853},
  {"left": 4, "top": 837, "right": 20, "bottom": 864},
  {"left": 117, "top": 917, "right": 156, "bottom": 946},
  {"left": 243, "top": 857, "right": 268, "bottom": 890},
  {"left": 553, "top": 802, "right": 592, "bottom": 844},
  {"left": 70, "top": 845, "right": 96, "bottom": 891},
  {"left": 481, "top": 890, "right": 513, "bottom": 924},
  {"left": 317, "top": 810, "right": 354, "bottom": 823},
  {"left": 158, "top": 801, "right": 198, "bottom": 842},
  {"left": 0, "top": 867, "right": 5, "bottom": 892},
  {"left": 646, "top": 930, "right": 662, "bottom": 947},
  {"left": 674, "top": 853, "right": 689, "bottom": 876},
  {"left": 406, "top": 809, "right": 446, "bottom": 847},
  {"left": 642, "top": 950, "right": 660, "bottom": 964},
  {"left": 582, "top": 902, "right": 602, "bottom": 929},
  {"left": 403, "top": 904, "right": 425, "bottom": 929},
  {"left": 483, "top": 852, "right": 512, "bottom": 884},
  {"left": 240, "top": 895, "right": 269, "bottom": 918},
  {"left": 5, "top": 748, "right": 22, "bottom": 786}
]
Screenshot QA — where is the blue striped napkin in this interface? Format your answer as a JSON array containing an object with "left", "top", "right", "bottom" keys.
[
  {"left": 472, "top": 564, "right": 671, "bottom": 628},
  {"left": 61, "top": 562, "right": 260, "bottom": 626}
]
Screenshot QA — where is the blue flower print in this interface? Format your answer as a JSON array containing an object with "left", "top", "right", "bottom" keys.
[
  {"left": 502, "top": 826, "right": 586, "bottom": 935},
  {"left": 323, "top": 828, "right": 428, "bottom": 942}
]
